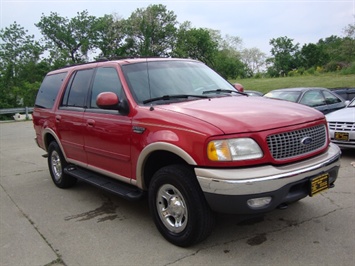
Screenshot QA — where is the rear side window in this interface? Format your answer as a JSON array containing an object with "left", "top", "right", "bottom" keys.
[
  {"left": 323, "top": 91, "right": 342, "bottom": 104},
  {"left": 61, "top": 69, "right": 94, "bottom": 107},
  {"left": 35, "top": 72, "right": 68, "bottom": 109},
  {"left": 334, "top": 91, "right": 355, "bottom": 101}
]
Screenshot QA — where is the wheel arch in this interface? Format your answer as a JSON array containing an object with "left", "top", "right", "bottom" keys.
[
  {"left": 135, "top": 142, "right": 197, "bottom": 190},
  {"left": 42, "top": 129, "right": 67, "bottom": 159}
]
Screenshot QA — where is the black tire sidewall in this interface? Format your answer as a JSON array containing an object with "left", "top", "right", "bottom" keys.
[
  {"left": 149, "top": 165, "right": 214, "bottom": 247},
  {"left": 47, "top": 142, "right": 76, "bottom": 188}
]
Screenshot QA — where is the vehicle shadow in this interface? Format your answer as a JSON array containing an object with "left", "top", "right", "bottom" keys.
[{"left": 340, "top": 148, "right": 355, "bottom": 158}]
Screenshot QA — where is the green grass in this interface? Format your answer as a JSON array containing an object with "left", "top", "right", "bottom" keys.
[{"left": 229, "top": 73, "right": 355, "bottom": 94}]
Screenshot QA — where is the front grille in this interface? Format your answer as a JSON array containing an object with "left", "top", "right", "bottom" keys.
[
  {"left": 267, "top": 125, "right": 327, "bottom": 160},
  {"left": 328, "top": 122, "right": 355, "bottom": 132}
]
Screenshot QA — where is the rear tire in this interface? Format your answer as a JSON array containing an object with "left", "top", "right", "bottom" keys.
[
  {"left": 47, "top": 142, "right": 77, "bottom": 188},
  {"left": 149, "top": 165, "right": 215, "bottom": 247}
]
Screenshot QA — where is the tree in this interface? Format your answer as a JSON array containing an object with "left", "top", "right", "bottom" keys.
[
  {"left": 197, "top": 30, "right": 247, "bottom": 78},
  {"left": 218, "top": 34, "right": 243, "bottom": 52},
  {"left": 241, "top": 47, "right": 266, "bottom": 75},
  {"left": 317, "top": 35, "right": 343, "bottom": 62},
  {"left": 124, "top": 4, "right": 178, "bottom": 56},
  {"left": 268, "top": 36, "right": 300, "bottom": 76},
  {"left": 341, "top": 22, "right": 355, "bottom": 63},
  {"left": 317, "top": 35, "right": 352, "bottom": 71},
  {"left": 0, "top": 22, "right": 44, "bottom": 108},
  {"left": 213, "top": 50, "right": 248, "bottom": 79},
  {"left": 36, "top": 10, "right": 99, "bottom": 63},
  {"left": 92, "top": 14, "right": 129, "bottom": 58},
  {"left": 300, "top": 43, "right": 328, "bottom": 69},
  {"left": 173, "top": 25, "right": 218, "bottom": 66}
]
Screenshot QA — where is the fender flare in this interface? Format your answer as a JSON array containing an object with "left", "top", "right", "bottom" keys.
[
  {"left": 135, "top": 142, "right": 197, "bottom": 189},
  {"left": 42, "top": 128, "right": 68, "bottom": 159}
]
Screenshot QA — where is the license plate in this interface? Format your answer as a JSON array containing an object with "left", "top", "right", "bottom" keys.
[
  {"left": 310, "top": 173, "right": 329, "bottom": 196},
  {"left": 335, "top": 132, "right": 349, "bottom": 141}
]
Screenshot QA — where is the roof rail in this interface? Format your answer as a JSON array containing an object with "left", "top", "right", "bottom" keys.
[{"left": 56, "top": 56, "right": 168, "bottom": 70}]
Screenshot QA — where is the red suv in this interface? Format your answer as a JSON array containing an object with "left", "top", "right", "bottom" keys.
[{"left": 33, "top": 58, "right": 341, "bottom": 247}]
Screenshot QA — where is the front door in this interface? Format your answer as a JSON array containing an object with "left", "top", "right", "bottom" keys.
[{"left": 83, "top": 66, "right": 132, "bottom": 180}]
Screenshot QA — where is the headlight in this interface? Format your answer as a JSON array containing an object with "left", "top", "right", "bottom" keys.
[{"left": 207, "top": 138, "right": 263, "bottom": 161}]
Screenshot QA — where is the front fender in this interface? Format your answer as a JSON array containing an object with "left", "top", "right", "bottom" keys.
[{"left": 134, "top": 142, "right": 197, "bottom": 189}]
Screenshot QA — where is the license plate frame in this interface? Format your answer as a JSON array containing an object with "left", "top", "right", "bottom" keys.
[
  {"left": 334, "top": 132, "right": 349, "bottom": 141},
  {"left": 310, "top": 173, "right": 329, "bottom": 196}
]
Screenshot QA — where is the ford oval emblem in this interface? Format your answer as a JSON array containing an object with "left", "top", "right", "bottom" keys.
[{"left": 301, "top": 137, "right": 313, "bottom": 145}]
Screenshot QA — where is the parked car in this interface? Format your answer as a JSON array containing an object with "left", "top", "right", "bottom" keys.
[
  {"left": 264, "top": 87, "right": 347, "bottom": 114},
  {"left": 244, "top": 90, "right": 264, "bottom": 97},
  {"left": 33, "top": 58, "right": 341, "bottom": 247},
  {"left": 330, "top": 87, "right": 355, "bottom": 101},
  {"left": 326, "top": 97, "right": 355, "bottom": 149}
]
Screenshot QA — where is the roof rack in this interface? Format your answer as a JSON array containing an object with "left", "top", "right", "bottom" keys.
[{"left": 57, "top": 56, "right": 168, "bottom": 70}]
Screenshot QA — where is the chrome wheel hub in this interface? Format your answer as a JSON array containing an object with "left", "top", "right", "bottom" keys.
[
  {"left": 156, "top": 184, "right": 188, "bottom": 233},
  {"left": 51, "top": 150, "right": 62, "bottom": 182}
]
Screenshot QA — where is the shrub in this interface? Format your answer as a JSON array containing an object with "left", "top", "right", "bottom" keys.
[
  {"left": 253, "top": 72, "right": 263, "bottom": 79},
  {"left": 324, "top": 61, "right": 349, "bottom": 72},
  {"left": 298, "top": 67, "right": 306, "bottom": 75},
  {"left": 288, "top": 69, "right": 303, "bottom": 77},
  {"left": 316, "top": 66, "right": 324, "bottom": 73},
  {"left": 306, "top": 67, "right": 315, "bottom": 75},
  {"left": 340, "top": 62, "right": 355, "bottom": 75}
]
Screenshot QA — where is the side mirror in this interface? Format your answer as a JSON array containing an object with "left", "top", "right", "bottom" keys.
[
  {"left": 97, "top": 92, "right": 119, "bottom": 110},
  {"left": 96, "top": 92, "right": 130, "bottom": 115},
  {"left": 233, "top": 83, "right": 244, "bottom": 92}
]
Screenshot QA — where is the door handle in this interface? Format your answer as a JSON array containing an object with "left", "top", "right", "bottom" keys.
[
  {"left": 55, "top": 115, "right": 61, "bottom": 123},
  {"left": 87, "top": 119, "right": 95, "bottom": 127}
]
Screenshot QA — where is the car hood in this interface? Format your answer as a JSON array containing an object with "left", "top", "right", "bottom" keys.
[
  {"left": 326, "top": 107, "right": 355, "bottom": 123},
  {"left": 157, "top": 96, "right": 325, "bottom": 134}
]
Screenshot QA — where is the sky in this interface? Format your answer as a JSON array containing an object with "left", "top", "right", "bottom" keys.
[{"left": 1, "top": 0, "right": 354, "bottom": 55}]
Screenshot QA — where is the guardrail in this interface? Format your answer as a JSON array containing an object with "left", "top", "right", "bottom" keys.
[{"left": 0, "top": 107, "right": 34, "bottom": 120}]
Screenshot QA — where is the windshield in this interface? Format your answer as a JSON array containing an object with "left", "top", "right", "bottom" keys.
[
  {"left": 264, "top": 91, "right": 301, "bottom": 102},
  {"left": 121, "top": 60, "right": 239, "bottom": 104}
]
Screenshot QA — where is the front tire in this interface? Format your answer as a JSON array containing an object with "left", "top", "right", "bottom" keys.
[
  {"left": 47, "top": 142, "right": 77, "bottom": 188},
  {"left": 149, "top": 165, "right": 215, "bottom": 247}
]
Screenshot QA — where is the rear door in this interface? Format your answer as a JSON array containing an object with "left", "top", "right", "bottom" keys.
[
  {"left": 56, "top": 68, "right": 94, "bottom": 165},
  {"left": 83, "top": 66, "right": 132, "bottom": 180}
]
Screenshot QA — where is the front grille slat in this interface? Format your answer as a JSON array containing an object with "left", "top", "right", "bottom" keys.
[
  {"left": 267, "top": 125, "right": 327, "bottom": 160},
  {"left": 328, "top": 122, "right": 355, "bottom": 131}
]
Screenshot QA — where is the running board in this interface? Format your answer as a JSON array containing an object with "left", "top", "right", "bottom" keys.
[{"left": 64, "top": 166, "right": 144, "bottom": 201}]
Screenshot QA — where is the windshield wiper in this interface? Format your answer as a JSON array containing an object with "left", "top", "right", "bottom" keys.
[
  {"left": 202, "top": 89, "right": 244, "bottom": 95},
  {"left": 143, "top": 94, "right": 208, "bottom": 104}
]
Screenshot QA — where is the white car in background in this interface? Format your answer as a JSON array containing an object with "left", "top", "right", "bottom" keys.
[{"left": 326, "top": 97, "right": 355, "bottom": 149}]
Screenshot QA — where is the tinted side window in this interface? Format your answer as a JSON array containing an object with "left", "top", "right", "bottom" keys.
[
  {"left": 35, "top": 72, "right": 68, "bottom": 109},
  {"left": 300, "top": 91, "right": 326, "bottom": 107},
  {"left": 90, "top": 67, "right": 123, "bottom": 108},
  {"left": 61, "top": 69, "right": 94, "bottom": 107},
  {"left": 323, "top": 91, "right": 342, "bottom": 104},
  {"left": 335, "top": 92, "right": 346, "bottom": 99}
]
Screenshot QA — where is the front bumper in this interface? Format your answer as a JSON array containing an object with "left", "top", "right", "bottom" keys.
[
  {"left": 195, "top": 143, "right": 341, "bottom": 214},
  {"left": 329, "top": 130, "right": 355, "bottom": 149}
]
